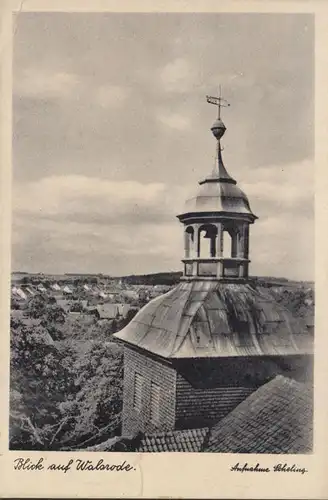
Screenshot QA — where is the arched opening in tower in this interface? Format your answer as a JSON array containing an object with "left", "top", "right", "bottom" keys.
[
  {"left": 198, "top": 224, "right": 218, "bottom": 258},
  {"left": 223, "top": 230, "right": 233, "bottom": 258},
  {"left": 184, "top": 226, "right": 195, "bottom": 258}
]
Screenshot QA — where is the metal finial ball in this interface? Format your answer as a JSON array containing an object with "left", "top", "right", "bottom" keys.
[{"left": 211, "top": 118, "right": 226, "bottom": 140}]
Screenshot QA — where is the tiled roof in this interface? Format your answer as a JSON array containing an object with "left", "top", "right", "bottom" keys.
[
  {"left": 84, "top": 428, "right": 209, "bottom": 452},
  {"left": 56, "top": 299, "right": 71, "bottom": 310},
  {"left": 10, "top": 310, "right": 25, "bottom": 320},
  {"left": 10, "top": 311, "right": 42, "bottom": 327},
  {"left": 96, "top": 304, "right": 119, "bottom": 319},
  {"left": 116, "top": 304, "right": 131, "bottom": 317},
  {"left": 114, "top": 281, "right": 313, "bottom": 359},
  {"left": 21, "top": 318, "right": 43, "bottom": 327},
  {"left": 137, "top": 428, "right": 209, "bottom": 452},
  {"left": 204, "top": 375, "right": 313, "bottom": 454}
]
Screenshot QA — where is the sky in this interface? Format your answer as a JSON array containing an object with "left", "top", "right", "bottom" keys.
[{"left": 12, "top": 12, "right": 314, "bottom": 280}]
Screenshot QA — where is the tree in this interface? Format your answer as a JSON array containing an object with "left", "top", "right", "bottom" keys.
[
  {"left": 10, "top": 321, "right": 77, "bottom": 450},
  {"left": 29, "top": 294, "right": 47, "bottom": 319},
  {"left": 25, "top": 295, "right": 66, "bottom": 341},
  {"left": 43, "top": 305, "right": 66, "bottom": 325},
  {"left": 70, "top": 301, "right": 85, "bottom": 313},
  {"left": 11, "top": 297, "right": 23, "bottom": 310},
  {"left": 53, "top": 341, "right": 123, "bottom": 449},
  {"left": 116, "top": 308, "right": 138, "bottom": 331},
  {"left": 10, "top": 291, "right": 124, "bottom": 451}
]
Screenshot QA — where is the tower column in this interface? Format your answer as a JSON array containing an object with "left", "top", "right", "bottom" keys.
[
  {"left": 244, "top": 225, "right": 250, "bottom": 259},
  {"left": 215, "top": 222, "right": 223, "bottom": 278},
  {"left": 237, "top": 225, "right": 244, "bottom": 258},
  {"left": 237, "top": 224, "right": 246, "bottom": 259},
  {"left": 244, "top": 225, "right": 250, "bottom": 277},
  {"left": 215, "top": 223, "right": 223, "bottom": 257},
  {"left": 231, "top": 230, "right": 238, "bottom": 258},
  {"left": 238, "top": 224, "right": 250, "bottom": 278},
  {"left": 193, "top": 223, "right": 201, "bottom": 276},
  {"left": 184, "top": 230, "right": 189, "bottom": 259},
  {"left": 239, "top": 227, "right": 243, "bottom": 277},
  {"left": 194, "top": 224, "right": 201, "bottom": 258}
]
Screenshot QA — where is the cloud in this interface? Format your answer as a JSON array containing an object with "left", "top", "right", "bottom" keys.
[
  {"left": 159, "top": 58, "right": 192, "bottom": 91},
  {"left": 12, "top": 159, "right": 313, "bottom": 280},
  {"left": 241, "top": 159, "right": 314, "bottom": 280},
  {"left": 158, "top": 58, "right": 206, "bottom": 94},
  {"left": 12, "top": 176, "right": 184, "bottom": 274},
  {"left": 14, "top": 68, "right": 79, "bottom": 99},
  {"left": 157, "top": 111, "right": 191, "bottom": 131},
  {"left": 13, "top": 175, "right": 188, "bottom": 228},
  {"left": 251, "top": 211, "right": 313, "bottom": 281},
  {"left": 239, "top": 159, "right": 314, "bottom": 216},
  {"left": 14, "top": 67, "right": 129, "bottom": 114},
  {"left": 94, "top": 85, "right": 129, "bottom": 109}
]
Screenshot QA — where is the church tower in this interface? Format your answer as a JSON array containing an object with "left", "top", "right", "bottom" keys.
[
  {"left": 114, "top": 93, "right": 313, "bottom": 436},
  {"left": 179, "top": 92, "right": 257, "bottom": 281}
]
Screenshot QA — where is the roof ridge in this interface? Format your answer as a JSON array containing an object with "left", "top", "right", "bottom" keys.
[{"left": 170, "top": 281, "right": 218, "bottom": 356}]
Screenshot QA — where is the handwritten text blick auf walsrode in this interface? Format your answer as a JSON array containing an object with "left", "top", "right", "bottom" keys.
[{"left": 13, "top": 457, "right": 135, "bottom": 473}]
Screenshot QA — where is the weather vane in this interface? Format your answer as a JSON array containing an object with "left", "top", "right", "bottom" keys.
[{"left": 206, "top": 85, "right": 230, "bottom": 119}]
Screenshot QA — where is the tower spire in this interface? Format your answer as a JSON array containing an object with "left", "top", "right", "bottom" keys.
[{"left": 205, "top": 88, "right": 236, "bottom": 184}]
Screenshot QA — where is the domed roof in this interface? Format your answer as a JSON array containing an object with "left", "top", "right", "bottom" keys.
[
  {"left": 185, "top": 178, "right": 254, "bottom": 215},
  {"left": 180, "top": 142, "right": 257, "bottom": 219},
  {"left": 114, "top": 281, "right": 313, "bottom": 359}
]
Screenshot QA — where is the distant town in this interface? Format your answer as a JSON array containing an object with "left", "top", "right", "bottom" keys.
[
  {"left": 10, "top": 271, "right": 177, "bottom": 344},
  {"left": 10, "top": 270, "right": 314, "bottom": 346}
]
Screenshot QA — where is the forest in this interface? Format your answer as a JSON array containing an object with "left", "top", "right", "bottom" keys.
[{"left": 121, "top": 271, "right": 183, "bottom": 286}]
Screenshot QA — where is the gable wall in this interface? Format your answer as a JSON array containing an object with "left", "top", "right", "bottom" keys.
[{"left": 122, "top": 346, "right": 177, "bottom": 435}]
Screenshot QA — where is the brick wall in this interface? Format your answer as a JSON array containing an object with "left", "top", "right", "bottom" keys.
[
  {"left": 174, "top": 355, "right": 313, "bottom": 429},
  {"left": 175, "top": 373, "right": 255, "bottom": 429},
  {"left": 122, "top": 347, "right": 177, "bottom": 435}
]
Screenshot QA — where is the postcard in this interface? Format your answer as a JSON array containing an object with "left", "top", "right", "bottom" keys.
[{"left": 0, "top": 0, "right": 327, "bottom": 498}]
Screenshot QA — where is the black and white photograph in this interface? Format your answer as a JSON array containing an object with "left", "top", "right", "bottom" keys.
[{"left": 9, "top": 10, "right": 314, "bottom": 457}]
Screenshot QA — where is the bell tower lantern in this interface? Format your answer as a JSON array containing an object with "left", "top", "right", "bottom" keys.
[{"left": 177, "top": 90, "right": 258, "bottom": 281}]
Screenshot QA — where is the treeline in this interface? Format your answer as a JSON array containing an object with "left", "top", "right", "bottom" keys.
[
  {"left": 19, "top": 276, "right": 99, "bottom": 286},
  {"left": 120, "top": 271, "right": 312, "bottom": 288},
  {"left": 122, "top": 271, "right": 183, "bottom": 286},
  {"left": 250, "top": 276, "right": 314, "bottom": 289}
]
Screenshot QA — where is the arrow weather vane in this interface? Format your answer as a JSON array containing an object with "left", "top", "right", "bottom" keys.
[{"left": 206, "top": 85, "right": 230, "bottom": 119}]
